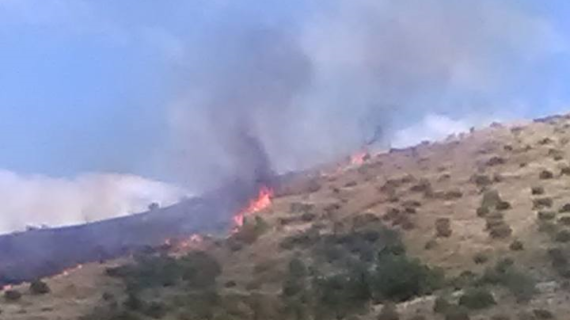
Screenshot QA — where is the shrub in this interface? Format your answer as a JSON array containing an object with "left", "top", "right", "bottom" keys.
[
  {"left": 489, "top": 223, "right": 512, "bottom": 239},
  {"left": 531, "top": 186, "right": 545, "bottom": 195},
  {"left": 444, "top": 305, "right": 470, "bottom": 320},
  {"left": 539, "top": 170, "right": 554, "bottom": 180},
  {"left": 487, "top": 156, "right": 505, "bottom": 166},
  {"left": 288, "top": 257, "right": 307, "bottom": 279},
  {"left": 555, "top": 230, "right": 570, "bottom": 243},
  {"left": 496, "top": 201, "right": 512, "bottom": 211},
  {"left": 476, "top": 207, "right": 489, "bottom": 217},
  {"left": 29, "top": 279, "right": 50, "bottom": 295},
  {"left": 424, "top": 239, "right": 438, "bottom": 250},
  {"left": 4, "top": 289, "right": 21, "bottom": 302},
  {"left": 559, "top": 216, "right": 570, "bottom": 225},
  {"left": 538, "top": 211, "right": 556, "bottom": 221},
  {"left": 532, "top": 309, "right": 555, "bottom": 319},
  {"left": 378, "top": 302, "right": 399, "bottom": 320},
  {"left": 435, "top": 218, "right": 452, "bottom": 237},
  {"left": 290, "top": 202, "right": 314, "bottom": 213},
  {"left": 373, "top": 254, "right": 444, "bottom": 302},
  {"left": 561, "top": 166, "right": 570, "bottom": 176},
  {"left": 491, "top": 314, "right": 511, "bottom": 320},
  {"left": 510, "top": 240, "right": 524, "bottom": 251},
  {"left": 533, "top": 198, "right": 553, "bottom": 209},
  {"left": 458, "top": 287, "right": 496, "bottom": 310},
  {"left": 472, "top": 174, "right": 492, "bottom": 188},
  {"left": 433, "top": 296, "right": 451, "bottom": 314},
  {"left": 473, "top": 252, "right": 489, "bottom": 264},
  {"left": 560, "top": 203, "right": 570, "bottom": 213},
  {"left": 481, "top": 190, "right": 501, "bottom": 209},
  {"left": 538, "top": 221, "right": 558, "bottom": 235}
]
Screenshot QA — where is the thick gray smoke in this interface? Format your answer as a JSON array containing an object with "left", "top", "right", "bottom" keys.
[{"left": 161, "top": 0, "right": 564, "bottom": 191}]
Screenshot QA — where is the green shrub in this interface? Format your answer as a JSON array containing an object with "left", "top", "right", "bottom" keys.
[
  {"left": 4, "top": 289, "right": 21, "bottom": 302},
  {"left": 539, "top": 170, "right": 554, "bottom": 180},
  {"left": 555, "top": 230, "right": 570, "bottom": 243},
  {"left": 435, "top": 218, "right": 452, "bottom": 237},
  {"left": 533, "top": 309, "right": 555, "bottom": 319},
  {"left": 481, "top": 190, "right": 501, "bottom": 209},
  {"left": 373, "top": 254, "right": 444, "bottom": 302},
  {"left": 433, "top": 296, "right": 451, "bottom": 314},
  {"left": 30, "top": 279, "right": 50, "bottom": 295},
  {"left": 510, "top": 240, "right": 524, "bottom": 251},
  {"left": 378, "top": 302, "right": 400, "bottom": 320},
  {"left": 444, "top": 305, "right": 470, "bottom": 320},
  {"left": 533, "top": 198, "right": 553, "bottom": 209},
  {"left": 531, "top": 186, "right": 545, "bottom": 195},
  {"left": 538, "top": 211, "right": 556, "bottom": 221},
  {"left": 458, "top": 288, "right": 496, "bottom": 310},
  {"left": 489, "top": 223, "right": 512, "bottom": 239},
  {"left": 473, "top": 252, "right": 489, "bottom": 264},
  {"left": 496, "top": 201, "right": 512, "bottom": 211}
]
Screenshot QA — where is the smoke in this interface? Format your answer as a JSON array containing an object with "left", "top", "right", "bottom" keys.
[
  {"left": 160, "top": 0, "right": 565, "bottom": 190},
  {"left": 0, "top": 170, "right": 188, "bottom": 234}
]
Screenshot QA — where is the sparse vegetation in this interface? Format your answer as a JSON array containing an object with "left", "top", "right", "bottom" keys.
[
  {"left": 4, "top": 289, "right": 21, "bottom": 302},
  {"left": 510, "top": 240, "right": 524, "bottom": 251},
  {"left": 533, "top": 309, "right": 555, "bottom": 319},
  {"left": 539, "top": 170, "right": 554, "bottom": 180},
  {"left": 531, "top": 186, "right": 545, "bottom": 195},
  {"left": 29, "top": 279, "right": 50, "bottom": 295},
  {"left": 378, "top": 302, "right": 400, "bottom": 320},
  {"left": 533, "top": 197, "right": 553, "bottom": 209},
  {"left": 538, "top": 211, "right": 556, "bottom": 221},
  {"left": 473, "top": 252, "right": 489, "bottom": 264},
  {"left": 435, "top": 218, "right": 452, "bottom": 237},
  {"left": 458, "top": 287, "right": 496, "bottom": 310}
]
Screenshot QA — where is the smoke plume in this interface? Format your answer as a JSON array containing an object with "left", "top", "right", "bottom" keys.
[
  {"left": 0, "top": 170, "right": 187, "bottom": 234},
  {"left": 160, "top": 0, "right": 565, "bottom": 191}
]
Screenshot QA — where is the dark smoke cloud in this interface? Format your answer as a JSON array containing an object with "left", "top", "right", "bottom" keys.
[{"left": 158, "top": 0, "right": 564, "bottom": 191}]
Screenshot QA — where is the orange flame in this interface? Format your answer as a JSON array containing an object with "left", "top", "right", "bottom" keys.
[
  {"left": 350, "top": 150, "right": 368, "bottom": 166},
  {"left": 233, "top": 186, "right": 273, "bottom": 229}
]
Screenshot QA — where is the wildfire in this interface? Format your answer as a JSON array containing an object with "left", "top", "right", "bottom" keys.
[
  {"left": 350, "top": 150, "right": 369, "bottom": 166},
  {"left": 233, "top": 186, "right": 273, "bottom": 229},
  {"left": 54, "top": 264, "right": 83, "bottom": 279}
]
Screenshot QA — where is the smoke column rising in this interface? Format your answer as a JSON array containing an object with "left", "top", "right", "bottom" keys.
[{"left": 160, "top": 0, "right": 565, "bottom": 191}]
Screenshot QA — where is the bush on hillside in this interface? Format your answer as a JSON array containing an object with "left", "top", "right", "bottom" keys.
[
  {"left": 539, "top": 170, "right": 554, "bottom": 180},
  {"left": 30, "top": 279, "right": 50, "bottom": 295},
  {"left": 4, "top": 289, "right": 21, "bottom": 302},
  {"left": 531, "top": 186, "right": 545, "bottom": 195},
  {"left": 533, "top": 198, "right": 553, "bottom": 209},
  {"left": 458, "top": 287, "right": 496, "bottom": 310},
  {"left": 435, "top": 218, "right": 452, "bottom": 238}
]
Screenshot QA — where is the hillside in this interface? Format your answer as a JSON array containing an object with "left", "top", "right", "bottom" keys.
[{"left": 4, "top": 114, "right": 570, "bottom": 319}]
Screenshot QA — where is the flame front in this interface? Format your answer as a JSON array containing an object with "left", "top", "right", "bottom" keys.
[
  {"left": 233, "top": 186, "right": 273, "bottom": 229},
  {"left": 350, "top": 150, "right": 368, "bottom": 166}
]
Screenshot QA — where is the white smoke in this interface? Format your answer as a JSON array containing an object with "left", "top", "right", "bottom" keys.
[{"left": 0, "top": 170, "right": 188, "bottom": 234}]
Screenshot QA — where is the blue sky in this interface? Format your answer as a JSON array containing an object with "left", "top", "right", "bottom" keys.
[{"left": 1, "top": 0, "right": 570, "bottom": 187}]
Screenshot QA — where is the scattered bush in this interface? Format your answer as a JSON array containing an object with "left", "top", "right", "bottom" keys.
[
  {"left": 433, "top": 296, "right": 451, "bottom": 314},
  {"left": 473, "top": 252, "right": 489, "bottom": 264},
  {"left": 555, "top": 230, "right": 570, "bottom": 243},
  {"left": 489, "top": 223, "right": 513, "bottom": 239},
  {"left": 481, "top": 190, "right": 501, "bottom": 209},
  {"left": 458, "top": 287, "right": 496, "bottom": 310},
  {"left": 532, "top": 309, "right": 555, "bottom": 319},
  {"left": 538, "top": 221, "right": 558, "bottom": 235},
  {"left": 444, "top": 305, "right": 470, "bottom": 320},
  {"left": 560, "top": 203, "right": 570, "bottom": 213},
  {"left": 533, "top": 198, "right": 553, "bottom": 209},
  {"left": 435, "top": 218, "right": 452, "bottom": 238},
  {"left": 373, "top": 254, "right": 444, "bottom": 302},
  {"left": 29, "top": 279, "right": 50, "bottom": 295},
  {"left": 538, "top": 211, "right": 556, "bottom": 221},
  {"left": 478, "top": 259, "right": 536, "bottom": 302},
  {"left": 510, "top": 240, "right": 524, "bottom": 251},
  {"left": 539, "top": 170, "right": 554, "bottom": 180},
  {"left": 487, "top": 156, "right": 505, "bottom": 166},
  {"left": 476, "top": 206, "right": 489, "bottom": 217},
  {"left": 531, "top": 186, "right": 545, "bottom": 195},
  {"left": 378, "top": 302, "right": 400, "bottom": 320},
  {"left": 496, "top": 201, "right": 512, "bottom": 211},
  {"left": 559, "top": 216, "right": 570, "bottom": 226},
  {"left": 290, "top": 202, "right": 314, "bottom": 213},
  {"left": 4, "top": 289, "right": 21, "bottom": 302},
  {"left": 472, "top": 174, "right": 492, "bottom": 187},
  {"left": 561, "top": 166, "right": 570, "bottom": 176},
  {"left": 424, "top": 239, "right": 438, "bottom": 250}
]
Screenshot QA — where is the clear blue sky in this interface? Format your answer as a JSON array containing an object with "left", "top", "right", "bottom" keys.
[{"left": 1, "top": 0, "right": 570, "bottom": 185}]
